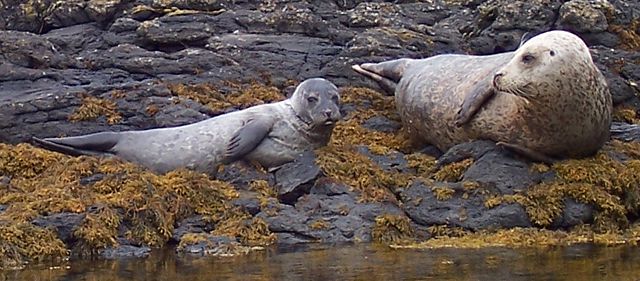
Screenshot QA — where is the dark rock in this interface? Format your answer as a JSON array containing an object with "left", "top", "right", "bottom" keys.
[
  {"left": 556, "top": 0, "right": 613, "bottom": 33},
  {"left": 401, "top": 181, "right": 532, "bottom": 230},
  {"left": 258, "top": 191, "right": 404, "bottom": 244},
  {"left": 356, "top": 145, "right": 408, "bottom": 173},
  {"left": 463, "top": 149, "right": 541, "bottom": 195},
  {"left": 310, "top": 177, "right": 351, "bottom": 196},
  {"left": 274, "top": 150, "right": 321, "bottom": 204},
  {"left": 176, "top": 234, "right": 247, "bottom": 256},
  {"left": 231, "top": 190, "right": 262, "bottom": 216},
  {"left": 361, "top": 116, "right": 402, "bottom": 133},
  {"left": 100, "top": 244, "right": 151, "bottom": 259},
  {"left": 611, "top": 122, "right": 640, "bottom": 142},
  {"left": 32, "top": 212, "right": 86, "bottom": 243},
  {"left": 216, "top": 161, "right": 274, "bottom": 189},
  {"left": 551, "top": 199, "right": 594, "bottom": 229},
  {"left": 172, "top": 215, "right": 209, "bottom": 243},
  {"left": 418, "top": 145, "right": 444, "bottom": 159},
  {"left": 436, "top": 140, "right": 497, "bottom": 167},
  {"left": 136, "top": 14, "right": 237, "bottom": 46}
]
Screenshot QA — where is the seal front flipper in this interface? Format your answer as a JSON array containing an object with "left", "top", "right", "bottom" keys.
[
  {"left": 454, "top": 78, "right": 495, "bottom": 127},
  {"left": 496, "top": 141, "right": 557, "bottom": 164},
  {"left": 31, "top": 132, "right": 120, "bottom": 157},
  {"left": 223, "top": 117, "right": 274, "bottom": 164}
]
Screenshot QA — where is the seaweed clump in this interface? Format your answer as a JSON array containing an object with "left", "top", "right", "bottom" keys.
[
  {"left": 395, "top": 225, "right": 640, "bottom": 249},
  {"left": 372, "top": 214, "right": 415, "bottom": 243},
  {"left": 483, "top": 140, "right": 640, "bottom": 234},
  {"left": 68, "top": 95, "right": 122, "bottom": 124},
  {"left": 167, "top": 81, "right": 285, "bottom": 113},
  {"left": 0, "top": 143, "right": 275, "bottom": 266},
  {"left": 609, "top": 19, "right": 640, "bottom": 51},
  {"left": 0, "top": 223, "right": 68, "bottom": 269},
  {"left": 612, "top": 106, "right": 640, "bottom": 124},
  {"left": 329, "top": 87, "right": 414, "bottom": 153},
  {"left": 315, "top": 87, "right": 437, "bottom": 202},
  {"left": 176, "top": 233, "right": 252, "bottom": 257}
]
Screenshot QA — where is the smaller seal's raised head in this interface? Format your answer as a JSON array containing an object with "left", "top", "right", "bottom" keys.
[
  {"left": 290, "top": 78, "right": 342, "bottom": 129},
  {"left": 493, "top": 30, "right": 595, "bottom": 100}
]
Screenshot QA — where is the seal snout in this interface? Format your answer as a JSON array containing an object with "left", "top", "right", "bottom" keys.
[{"left": 322, "top": 108, "right": 341, "bottom": 126}]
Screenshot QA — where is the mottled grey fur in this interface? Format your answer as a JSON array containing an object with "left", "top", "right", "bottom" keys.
[
  {"left": 353, "top": 30, "right": 612, "bottom": 163},
  {"left": 33, "top": 78, "right": 342, "bottom": 175}
]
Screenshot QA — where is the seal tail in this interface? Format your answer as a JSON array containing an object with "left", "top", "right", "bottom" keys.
[
  {"left": 31, "top": 132, "right": 120, "bottom": 157},
  {"left": 352, "top": 58, "right": 410, "bottom": 94}
]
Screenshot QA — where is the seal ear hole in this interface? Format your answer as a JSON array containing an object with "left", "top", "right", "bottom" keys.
[{"left": 549, "top": 50, "right": 556, "bottom": 56}]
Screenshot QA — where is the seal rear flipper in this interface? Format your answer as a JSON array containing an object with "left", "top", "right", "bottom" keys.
[
  {"left": 454, "top": 79, "right": 496, "bottom": 127},
  {"left": 223, "top": 117, "right": 274, "bottom": 164},
  {"left": 352, "top": 59, "right": 410, "bottom": 94},
  {"left": 31, "top": 132, "right": 120, "bottom": 157},
  {"left": 496, "top": 142, "right": 556, "bottom": 164}
]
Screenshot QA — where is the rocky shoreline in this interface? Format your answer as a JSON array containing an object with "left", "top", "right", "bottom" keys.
[{"left": 1, "top": 0, "right": 639, "bottom": 269}]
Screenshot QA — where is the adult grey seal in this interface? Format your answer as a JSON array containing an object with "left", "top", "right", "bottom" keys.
[
  {"left": 352, "top": 30, "right": 612, "bottom": 163},
  {"left": 32, "top": 78, "right": 342, "bottom": 175}
]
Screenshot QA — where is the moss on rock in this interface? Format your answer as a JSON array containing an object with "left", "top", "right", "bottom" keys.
[
  {"left": 167, "top": 81, "right": 285, "bottom": 113},
  {"left": 68, "top": 95, "right": 122, "bottom": 124},
  {"left": 372, "top": 214, "right": 414, "bottom": 243},
  {"left": 0, "top": 222, "right": 68, "bottom": 269},
  {"left": 395, "top": 225, "right": 640, "bottom": 249},
  {"left": 0, "top": 143, "right": 271, "bottom": 264},
  {"left": 482, "top": 141, "right": 640, "bottom": 234}
]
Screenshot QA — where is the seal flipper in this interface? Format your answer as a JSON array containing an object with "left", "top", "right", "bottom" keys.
[
  {"left": 454, "top": 79, "right": 496, "bottom": 127},
  {"left": 31, "top": 131, "right": 120, "bottom": 157},
  {"left": 496, "top": 141, "right": 556, "bottom": 164},
  {"left": 352, "top": 59, "right": 410, "bottom": 94},
  {"left": 223, "top": 117, "right": 274, "bottom": 164}
]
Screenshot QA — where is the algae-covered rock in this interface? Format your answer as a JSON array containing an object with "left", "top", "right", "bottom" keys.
[
  {"left": 557, "top": 0, "right": 614, "bottom": 33},
  {"left": 0, "top": 143, "right": 268, "bottom": 264},
  {"left": 177, "top": 234, "right": 255, "bottom": 257},
  {"left": 0, "top": 222, "right": 68, "bottom": 269},
  {"left": 1, "top": 0, "right": 640, "bottom": 262}
]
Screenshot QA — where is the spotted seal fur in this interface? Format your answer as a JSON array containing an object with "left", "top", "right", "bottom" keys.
[{"left": 353, "top": 30, "right": 612, "bottom": 163}]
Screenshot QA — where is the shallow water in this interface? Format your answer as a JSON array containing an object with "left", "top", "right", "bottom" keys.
[{"left": 3, "top": 243, "right": 640, "bottom": 281}]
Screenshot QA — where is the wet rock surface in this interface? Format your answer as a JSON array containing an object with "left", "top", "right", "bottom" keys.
[
  {"left": 0, "top": 0, "right": 639, "bottom": 264},
  {"left": 100, "top": 244, "right": 152, "bottom": 259}
]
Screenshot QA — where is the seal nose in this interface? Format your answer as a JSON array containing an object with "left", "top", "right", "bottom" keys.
[
  {"left": 324, "top": 109, "right": 333, "bottom": 118},
  {"left": 493, "top": 72, "right": 504, "bottom": 87}
]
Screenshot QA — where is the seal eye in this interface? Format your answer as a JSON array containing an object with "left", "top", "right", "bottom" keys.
[
  {"left": 522, "top": 54, "right": 535, "bottom": 64},
  {"left": 307, "top": 96, "right": 318, "bottom": 103},
  {"left": 549, "top": 50, "right": 555, "bottom": 56},
  {"left": 331, "top": 95, "right": 339, "bottom": 104}
]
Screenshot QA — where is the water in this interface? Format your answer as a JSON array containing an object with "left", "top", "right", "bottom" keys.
[{"left": 2, "top": 243, "right": 640, "bottom": 281}]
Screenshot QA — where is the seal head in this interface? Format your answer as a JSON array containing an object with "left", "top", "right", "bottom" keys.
[{"left": 290, "top": 78, "right": 342, "bottom": 130}]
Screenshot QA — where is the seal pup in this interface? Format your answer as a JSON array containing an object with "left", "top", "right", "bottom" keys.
[
  {"left": 353, "top": 30, "right": 612, "bottom": 163},
  {"left": 33, "top": 78, "right": 342, "bottom": 175}
]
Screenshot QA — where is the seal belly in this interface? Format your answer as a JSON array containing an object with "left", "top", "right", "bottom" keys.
[
  {"left": 111, "top": 111, "right": 251, "bottom": 174},
  {"left": 395, "top": 53, "right": 513, "bottom": 151}
]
